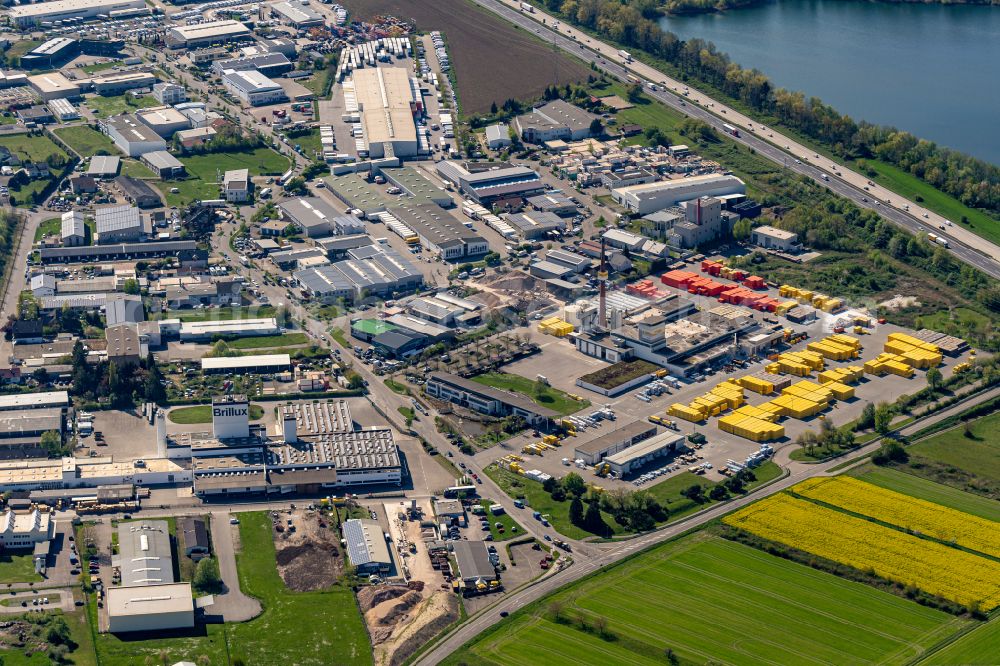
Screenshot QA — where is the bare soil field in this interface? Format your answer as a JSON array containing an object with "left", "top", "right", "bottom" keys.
[
  {"left": 340, "top": 0, "right": 590, "bottom": 114},
  {"left": 272, "top": 511, "right": 343, "bottom": 591}
]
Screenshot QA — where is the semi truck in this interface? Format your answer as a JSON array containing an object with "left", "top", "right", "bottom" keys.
[
  {"left": 927, "top": 233, "right": 949, "bottom": 248},
  {"left": 617, "top": 49, "right": 632, "bottom": 62},
  {"left": 520, "top": 2, "right": 533, "bottom": 11},
  {"left": 723, "top": 123, "right": 740, "bottom": 137}
]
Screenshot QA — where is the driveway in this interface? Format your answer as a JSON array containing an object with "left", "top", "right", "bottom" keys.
[{"left": 204, "top": 512, "right": 262, "bottom": 622}]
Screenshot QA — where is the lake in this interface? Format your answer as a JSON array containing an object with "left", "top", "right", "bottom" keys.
[{"left": 661, "top": 0, "right": 1000, "bottom": 165}]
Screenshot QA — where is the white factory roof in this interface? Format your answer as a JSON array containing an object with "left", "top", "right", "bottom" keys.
[
  {"left": 88, "top": 155, "right": 121, "bottom": 175},
  {"left": 48, "top": 98, "right": 77, "bottom": 118},
  {"left": 169, "top": 19, "right": 250, "bottom": 41},
  {"left": 105, "top": 115, "right": 163, "bottom": 144},
  {"left": 137, "top": 106, "right": 189, "bottom": 127},
  {"left": 223, "top": 69, "right": 282, "bottom": 94},
  {"left": 753, "top": 224, "right": 797, "bottom": 240},
  {"left": 28, "top": 73, "right": 79, "bottom": 95},
  {"left": 201, "top": 354, "right": 291, "bottom": 370},
  {"left": 604, "top": 431, "right": 685, "bottom": 466},
  {"left": 142, "top": 150, "right": 184, "bottom": 171},
  {"left": 0, "top": 391, "right": 69, "bottom": 410},
  {"left": 106, "top": 583, "right": 193, "bottom": 618},
  {"left": 270, "top": 0, "right": 322, "bottom": 24},
  {"left": 179, "top": 317, "right": 278, "bottom": 336},
  {"left": 10, "top": 0, "right": 144, "bottom": 19},
  {"left": 615, "top": 173, "right": 744, "bottom": 195},
  {"left": 90, "top": 71, "right": 154, "bottom": 86},
  {"left": 351, "top": 67, "right": 417, "bottom": 146}
]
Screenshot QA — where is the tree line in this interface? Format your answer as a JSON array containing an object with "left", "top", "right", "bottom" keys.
[{"left": 540, "top": 0, "right": 1000, "bottom": 216}]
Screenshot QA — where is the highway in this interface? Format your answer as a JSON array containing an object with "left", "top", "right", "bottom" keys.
[
  {"left": 414, "top": 382, "right": 1000, "bottom": 665},
  {"left": 471, "top": 0, "right": 1000, "bottom": 279}
]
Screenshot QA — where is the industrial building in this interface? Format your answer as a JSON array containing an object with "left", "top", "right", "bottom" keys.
[
  {"left": 108, "top": 521, "right": 194, "bottom": 633},
  {"left": 270, "top": 0, "right": 324, "bottom": 28},
  {"left": 0, "top": 456, "right": 191, "bottom": 493},
  {"left": 425, "top": 372, "right": 559, "bottom": 427},
  {"left": 391, "top": 203, "right": 489, "bottom": 259},
  {"left": 604, "top": 431, "right": 685, "bottom": 476},
  {"left": 222, "top": 69, "right": 287, "bottom": 107},
  {"left": 484, "top": 123, "right": 511, "bottom": 150},
  {"left": 452, "top": 540, "right": 497, "bottom": 585},
  {"left": 513, "top": 100, "right": 599, "bottom": 143},
  {"left": 105, "top": 324, "right": 148, "bottom": 365},
  {"left": 87, "top": 155, "right": 121, "bottom": 179},
  {"left": 17, "top": 105, "right": 54, "bottom": 125},
  {"left": 95, "top": 205, "right": 143, "bottom": 244},
  {"left": 0, "top": 508, "right": 54, "bottom": 550},
  {"left": 526, "top": 193, "right": 578, "bottom": 217},
  {"left": 342, "top": 519, "right": 392, "bottom": 576},
  {"left": 279, "top": 197, "right": 344, "bottom": 238},
  {"left": 0, "top": 391, "right": 69, "bottom": 412},
  {"left": 20, "top": 37, "right": 78, "bottom": 69},
  {"left": 436, "top": 160, "right": 545, "bottom": 206},
  {"left": 349, "top": 67, "right": 418, "bottom": 158},
  {"left": 61, "top": 211, "right": 86, "bottom": 246},
  {"left": 136, "top": 106, "right": 192, "bottom": 138},
  {"left": 48, "top": 98, "right": 78, "bottom": 121},
  {"left": 573, "top": 420, "right": 657, "bottom": 465},
  {"left": 661, "top": 197, "right": 740, "bottom": 249},
  {"left": 27, "top": 73, "right": 80, "bottom": 102},
  {"left": 8, "top": 0, "right": 146, "bottom": 27},
  {"left": 178, "top": 317, "right": 279, "bottom": 341},
  {"left": 116, "top": 176, "right": 163, "bottom": 208},
  {"left": 612, "top": 174, "right": 746, "bottom": 216},
  {"left": 212, "top": 52, "right": 293, "bottom": 78},
  {"left": 182, "top": 396, "right": 402, "bottom": 495},
  {"left": 294, "top": 244, "right": 423, "bottom": 302},
  {"left": 141, "top": 151, "right": 186, "bottom": 179},
  {"left": 751, "top": 225, "right": 801, "bottom": 253},
  {"left": 166, "top": 20, "right": 252, "bottom": 49},
  {"left": 505, "top": 211, "right": 565, "bottom": 240},
  {"left": 90, "top": 71, "right": 155, "bottom": 96},
  {"left": 101, "top": 115, "right": 167, "bottom": 157},
  {"left": 201, "top": 354, "right": 292, "bottom": 374}
]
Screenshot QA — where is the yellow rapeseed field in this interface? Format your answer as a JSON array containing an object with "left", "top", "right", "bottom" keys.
[
  {"left": 794, "top": 476, "right": 1000, "bottom": 558},
  {"left": 724, "top": 493, "right": 1000, "bottom": 610}
]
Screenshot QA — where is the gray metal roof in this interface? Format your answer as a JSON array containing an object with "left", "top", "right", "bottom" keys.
[
  {"left": 452, "top": 540, "right": 497, "bottom": 582},
  {"left": 87, "top": 155, "right": 120, "bottom": 176},
  {"left": 116, "top": 520, "right": 175, "bottom": 587},
  {"left": 95, "top": 205, "right": 141, "bottom": 234},
  {"left": 342, "top": 519, "right": 391, "bottom": 568},
  {"left": 142, "top": 150, "right": 184, "bottom": 171}
]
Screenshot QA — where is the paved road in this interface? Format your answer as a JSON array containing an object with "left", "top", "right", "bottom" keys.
[
  {"left": 208, "top": 511, "right": 262, "bottom": 621},
  {"left": 472, "top": 0, "right": 1000, "bottom": 278},
  {"left": 414, "top": 382, "right": 1000, "bottom": 665}
]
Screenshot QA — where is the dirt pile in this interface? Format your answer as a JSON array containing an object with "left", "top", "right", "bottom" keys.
[
  {"left": 273, "top": 511, "right": 344, "bottom": 591},
  {"left": 378, "top": 591, "right": 422, "bottom": 626},
  {"left": 357, "top": 585, "right": 409, "bottom": 613}
]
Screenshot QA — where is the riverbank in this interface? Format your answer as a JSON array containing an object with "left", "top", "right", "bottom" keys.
[{"left": 663, "top": 0, "right": 1000, "bottom": 17}]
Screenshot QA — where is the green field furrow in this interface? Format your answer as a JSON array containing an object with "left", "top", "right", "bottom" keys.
[
  {"left": 918, "top": 617, "right": 1000, "bottom": 665},
  {"left": 851, "top": 467, "right": 1000, "bottom": 521},
  {"left": 456, "top": 536, "right": 962, "bottom": 666}
]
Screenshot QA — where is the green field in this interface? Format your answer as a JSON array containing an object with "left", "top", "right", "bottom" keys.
[
  {"left": 53, "top": 125, "right": 120, "bottom": 157},
  {"left": 287, "top": 127, "right": 322, "bottom": 159},
  {"left": 120, "top": 158, "right": 156, "bottom": 179},
  {"left": 480, "top": 500, "right": 524, "bottom": 542},
  {"left": 83, "top": 93, "right": 159, "bottom": 117},
  {"left": 227, "top": 332, "right": 308, "bottom": 349},
  {"left": 229, "top": 512, "right": 371, "bottom": 666},
  {"left": 165, "top": 305, "right": 276, "bottom": 322},
  {"left": 0, "top": 552, "right": 43, "bottom": 584},
  {"left": 909, "top": 413, "right": 1000, "bottom": 482},
  {"left": 471, "top": 373, "right": 587, "bottom": 416},
  {"left": 920, "top": 617, "right": 1000, "bottom": 665},
  {"left": 447, "top": 534, "right": 968, "bottom": 666},
  {"left": 851, "top": 466, "right": 1000, "bottom": 521},
  {"left": 168, "top": 404, "right": 264, "bottom": 424},
  {"left": 0, "top": 133, "right": 67, "bottom": 163},
  {"left": 645, "top": 460, "right": 783, "bottom": 522},
  {"left": 79, "top": 60, "right": 123, "bottom": 74},
  {"left": 0, "top": 608, "right": 96, "bottom": 666},
  {"left": 159, "top": 149, "right": 291, "bottom": 207}
]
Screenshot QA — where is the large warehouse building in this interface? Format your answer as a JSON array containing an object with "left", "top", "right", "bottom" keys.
[
  {"left": 342, "top": 519, "right": 392, "bottom": 576},
  {"left": 612, "top": 174, "right": 746, "bottom": 216},
  {"left": 8, "top": 0, "right": 146, "bottom": 27},
  {"left": 294, "top": 244, "right": 423, "bottom": 303},
  {"left": 222, "top": 70, "right": 287, "bottom": 107},
  {"left": 436, "top": 160, "right": 545, "bottom": 206},
  {"left": 165, "top": 20, "right": 252, "bottom": 49},
  {"left": 349, "top": 67, "right": 418, "bottom": 158},
  {"left": 108, "top": 521, "right": 194, "bottom": 633},
  {"left": 181, "top": 396, "right": 402, "bottom": 496}
]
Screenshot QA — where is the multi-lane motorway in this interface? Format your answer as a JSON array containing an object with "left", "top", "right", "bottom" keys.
[{"left": 471, "top": 0, "right": 1000, "bottom": 279}]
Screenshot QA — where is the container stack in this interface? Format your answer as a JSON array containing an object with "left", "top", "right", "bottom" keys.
[{"left": 538, "top": 317, "right": 574, "bottom": 337}]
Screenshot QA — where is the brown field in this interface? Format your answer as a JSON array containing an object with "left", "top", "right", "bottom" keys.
[{"left": 340, "top": 0, "right": 590, "bottom": 115}]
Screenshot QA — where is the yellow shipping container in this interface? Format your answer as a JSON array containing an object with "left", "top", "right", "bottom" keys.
[
  {"left": 766, "top": 363, "right": 781, "bottom": 374},
  {"left": 777, "top": 360, "right": 811, "bottom": 376},
  {"left": 797, "top": 290, "right": 814, "bottom": 303},
  {"left": 738, "top": 376, "right": 774, "bottom": 395},
  {"left": 779, "top": 285, "right": 796, "bottom": 298},
  {"left": 828, "top": 334, "right": 861, "bottom": 349},
  {"left": 823, "top": 298, "right": 844, "bottom": 312}
]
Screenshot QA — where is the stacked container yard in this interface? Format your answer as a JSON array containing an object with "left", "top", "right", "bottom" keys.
[
  {"left": 778, "top": 284, "right": 845, "bottom": 313},
  {"left": 626, "top": 279, "right": 667, "bottom": 299},
  {"left": 884, "top": 333, "right": 943, "bottom": 369},
  {"left": 766, "top": 350, "right": 825, "bottom": 377},
  {"left": 668, "top": 381, "right": 745, "bottom": 423},
  {"left": 864, "top": 353, "right": 915, "bottom": 378}
]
